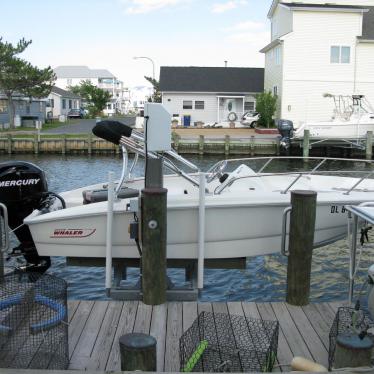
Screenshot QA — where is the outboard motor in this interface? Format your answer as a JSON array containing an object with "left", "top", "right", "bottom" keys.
[
  {"left": 277, "top": 119, "right": 294, "bottom": 150},
  {"left": 0, "top": 161, "right": 61, "bottom": 273}
]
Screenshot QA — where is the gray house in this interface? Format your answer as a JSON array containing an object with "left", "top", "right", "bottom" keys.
[
  {"left": 159, "top": 66, "right": 264, "bottom": 126},
  {"left": 0, "top": 94, "right": 46, "bottom": 128},
  {"left": 47, "top": 86, "right": 82, "bottom": 119}
]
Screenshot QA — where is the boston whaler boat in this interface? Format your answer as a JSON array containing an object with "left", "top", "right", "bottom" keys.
[
  {"left": 1, "top": 104, "right": 374, "bottom": 273},
  {"left": 278, "top": 94, "right": 374, "bottom": 149}
]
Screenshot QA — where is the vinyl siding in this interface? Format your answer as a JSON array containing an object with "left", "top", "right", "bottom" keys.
[
  {"left": 280, "top": 10, "right": 367, "bottom": 125},
  {"left": 162, "top": 93, "right": 218, "bottom": 124},
  {"left": 264, "top": 45, "right": 283, "bottom": 118},
  {"left": 271, "top": 5, "right": 293, "bottom": 41}
]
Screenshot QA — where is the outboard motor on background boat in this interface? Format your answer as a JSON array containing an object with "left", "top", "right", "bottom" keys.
[
  {"left": 277, "top": 119, "right": 294, "bottom": 150},
  {"left": 0, "top": 161, "right": 61, "bottom": 273}
]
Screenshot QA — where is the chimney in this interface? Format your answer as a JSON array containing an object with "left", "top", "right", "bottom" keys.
[{"left": 224, "top": 61, "right": 228, "bottom": 67}]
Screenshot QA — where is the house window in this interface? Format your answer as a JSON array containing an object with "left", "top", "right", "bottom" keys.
[
  {"left": 183, "top": 100, "right": 193, "bottom": 109},
  {"left": 273, "top": 86, "right": 278, "bottom": 96},
  {"left": 50, "top": 99, "right": 54, "bottom": 108},
  {"left": 244, "top": 101, "right": 255, "bottom": 112},
  {"left": 195, "top": 101, "right": 204, "bottom": 110},
  {"left": 69, "top": 100, "right": 72, "bottom": 109},
  {"left": 331, "top": 46, "right": 350, "bottom": 63},
  {"left": 275, "top": 46, "right": 281, "bottom": 65},
  {"left": 39, "top": 102, "right": 43, "bottom": 112},
  {"left": 62, "top": 99, "right": 66, "bottom": 109},
  {"left": 0, "top": 99, "right": 8, "bottom": 113}
]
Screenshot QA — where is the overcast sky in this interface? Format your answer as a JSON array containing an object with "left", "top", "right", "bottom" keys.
[{"left": 1, "top": 0, "right": 271, "bottom": 87}]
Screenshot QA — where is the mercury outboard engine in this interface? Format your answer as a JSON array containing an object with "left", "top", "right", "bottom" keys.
[
  {"left": 277, "top": 119, "right": 294, "bottom": 150},
  {"left": 0, "top": 161, "right": 62, "bottom": 273}
]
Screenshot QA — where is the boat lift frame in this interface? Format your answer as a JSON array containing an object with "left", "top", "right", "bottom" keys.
[{"left": 346, "top": 203, "right": 374, "bottom": 304}]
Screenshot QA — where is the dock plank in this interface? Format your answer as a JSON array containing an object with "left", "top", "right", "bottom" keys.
[
  {"left": 105, "top": 301, "right": 138, "bottom": 372},
  {"left": 67, "top": 300, "right": 80, "bottom": 323},
  {"left": 242, "top": 302, "right": 261, "bottom": 320},
  {"left": 182, "top": 301, "right": 198, "bottom": 331},
  {"left": 69, "top": 301, "right": 109, "bottom": 370},
  {"left": 271, "top": 302, "right": 314, "bottom": 361},
  {"left": 286, "top": 303, "right": 328, "bottom": 368},
  {"left": 257, "top": 302, "right": 291, "bottom": 372},
  {"left": 164, "top": 302, "right": 183, "bottom": 372},
  {"left": 197, "top": 302, "right": 213, "bottom": 314},
  {"left": 301, "top": 304, "right": 332, "bottom": 351},
  {"left": 68, "top": 300, "right": 94, "bottom": 360},
  {"left": 133, "top": 302, "right": 152, "bottom": 334},
  {"left": 85, "top": 301, "right": 123, "bottom": 371},
  {"left": 150, "top": 303, "right": 167, "bottom": 372}
]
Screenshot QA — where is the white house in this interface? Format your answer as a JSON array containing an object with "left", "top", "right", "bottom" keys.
[
  {"left": 54, "top": 66, "right": 130, "bottom": 116},
  {"left": 260, "top": 0, "right": 374, "bottom": 127},
  {"left": 159, "top": 66, "right": 264, "bottom": 126},
  {"left": 47, "top": 87, "right": 81, "bottom": 119}
]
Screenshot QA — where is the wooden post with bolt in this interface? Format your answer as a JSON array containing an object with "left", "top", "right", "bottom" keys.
[
  {"left": 286, "top": 190, "right": 317, "bottom": 306},
  {"left": 141, "top": 187, "right": 167, "bottom": 305}
]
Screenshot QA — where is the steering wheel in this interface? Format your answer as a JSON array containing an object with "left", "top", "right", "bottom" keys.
[{"left": 206, "top": 160, "right": 228, "bottom": 183}]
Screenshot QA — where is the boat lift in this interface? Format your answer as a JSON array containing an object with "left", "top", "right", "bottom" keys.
[{"left": 346, "top": 203, "right": 374, "bottom": 304}]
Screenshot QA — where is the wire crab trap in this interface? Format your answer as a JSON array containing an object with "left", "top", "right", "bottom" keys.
[
  {"left": 180, "top": 311, "right": 279, "bottom": 372},
  {"left": 0, "top": 272, "right": 68, "bottom": 370},
  {"left": 329, "top": 307, "right": 374, "bottom": 370}
]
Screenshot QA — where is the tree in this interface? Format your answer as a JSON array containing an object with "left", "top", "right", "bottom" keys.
[
  {"left": 255, "top": 91, "right": 278, "bottom": 128},
  {"left": 69, "top": 80, "right": 111, "bottom": 117},
  {"left": 0, "top": 38, "right": 55, "bottom": 128},
  {"left": 144, "top": 76, "right": 161, "bottom": 103}
]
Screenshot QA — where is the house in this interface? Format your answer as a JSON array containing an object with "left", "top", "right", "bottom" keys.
[
  {"left": 0, "top": 93, "right": 46, "bottom": 128},
  {"left": 260, "top": 0, "right": 374, "bottom": 127},
  {"left": 47, "top": 87, "right": 81, "bottom": 119},
  {"left": 159, "top": 66, "right": 264, "bottom": 126},
  {"left": 53, "top": 66, "right": 130, "bottom": 116}
]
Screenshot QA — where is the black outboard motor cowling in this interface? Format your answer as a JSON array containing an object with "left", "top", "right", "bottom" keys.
[
  {"left": 0, "top": 161, "right": 51, "bottom": 272},
  {"left": 277, "top": 119, "right": 294, "bottom": 150}
]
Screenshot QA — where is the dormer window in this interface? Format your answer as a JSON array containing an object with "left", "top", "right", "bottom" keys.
[{"left": 330, "top": 46, "right": 351, "bottom": 64}]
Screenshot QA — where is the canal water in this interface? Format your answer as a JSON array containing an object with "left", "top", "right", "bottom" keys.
[{"left": 0, "top": 153, "right": 372, "bottom": 303}]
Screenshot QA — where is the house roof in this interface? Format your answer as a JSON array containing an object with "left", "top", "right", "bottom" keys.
[
  {"left": 51, "top": 86, "right": 81, "bottom": 99},
  {"left": 159, "top": 67, "right": 264, "bottom": 93},
  {"left": 280, "top": 3, "right": 368, "bottom": 11},
  {"left": 54, "top": 66, "right": 115, "bottom": 79},
  {"left": 360, "top": 6, "right": 374, "bottom": 40}
]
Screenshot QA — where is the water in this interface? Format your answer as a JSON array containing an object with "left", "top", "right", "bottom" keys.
[{"left": 1, "top": 153, "right": 372, "bottom": 303}]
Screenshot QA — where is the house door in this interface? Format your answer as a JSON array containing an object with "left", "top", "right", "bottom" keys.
[{"left": 224, "top": 99, "right": 237, "bottom": 121}]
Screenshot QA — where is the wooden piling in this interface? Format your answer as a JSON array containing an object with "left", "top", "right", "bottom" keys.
[
  {"left": 286, "top": 190, "right": 317, "bottom": 306},
  {"left": 62, "top": 135, "right": 67, "bottom": 155},
  {"left": 224, "top": 135, "right": 230, "bottom": 156},
  {"left": 199, "top": 135, "right": 204, "bottom": 155},
  {"left": 141, "top": 187, "right": 167, "bottom": 305},
  {"left": 87, "top": 133, "right": 92, "bottom": 155},
  {"left": 0, "top": 218, "right": 3, "bottom": 277},
  {"left": 250, "top": 136, "right": 255, "bottom": 157},
  {"left": 366, "top": 131, "right": 373, "bottom": 160},
  {"left": 303, "top": 129, "right": 310, "bottom": 159},
  {"left": 34, "top": 133, "right": 39, "bottom": 155},
  {"left": 119, "top": 333, "right": 157, "bottom": 371},
  {"left": 7, "top": 134, "right": 12, "bottom": 155}
]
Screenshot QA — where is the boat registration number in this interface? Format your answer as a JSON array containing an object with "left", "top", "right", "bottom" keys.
[{"left": 330, "top": 205, "right": 351, "bottom": 217}]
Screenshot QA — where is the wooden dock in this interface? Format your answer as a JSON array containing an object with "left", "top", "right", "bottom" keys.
[{"left": 64, "top": 300, "right": 344, "bottom": 372}]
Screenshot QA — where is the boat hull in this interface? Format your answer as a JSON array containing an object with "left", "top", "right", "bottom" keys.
[{"left": 25, "top": 199, "right": 350, "bottom": 260}]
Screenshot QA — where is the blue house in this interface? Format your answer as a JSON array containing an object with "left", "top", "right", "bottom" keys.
[{"left": 0, "top": 93, "right": 47, "bottom": 128}]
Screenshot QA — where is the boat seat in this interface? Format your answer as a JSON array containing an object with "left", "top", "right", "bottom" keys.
[{"left": 83, "top": 187, "right": 139, "bottom": 204}]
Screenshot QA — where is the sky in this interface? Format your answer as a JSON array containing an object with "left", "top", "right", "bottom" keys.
[{"left": 1, "top": 0, "right": 271, "bottom": 88}]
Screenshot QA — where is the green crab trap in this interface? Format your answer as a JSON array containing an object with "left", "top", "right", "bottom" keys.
[
  {"left": 329, "top": 307, "right": 374, "bottom": 370},
  {"left": 179, "top": 311, "right": 279, "bottom": 372},
  {"left": 0, "top": 272, "right": 68, "bottom": 370}
]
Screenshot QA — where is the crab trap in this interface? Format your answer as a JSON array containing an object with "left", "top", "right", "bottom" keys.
[
  {"left": 179, "top": 311, "right": 279, "bottom": 372},
  {"left": 329, "top": 307, "right": 374, "bottom": 370},
  {"left": 0, "top": 272, "right": 68, "bottom": 369}
]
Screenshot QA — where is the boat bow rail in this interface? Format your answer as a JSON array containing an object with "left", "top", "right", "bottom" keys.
[{"left": 210, "top": 156, "right": 374, "bottom": 195}]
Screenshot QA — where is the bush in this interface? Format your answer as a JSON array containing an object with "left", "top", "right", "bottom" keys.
[{"left": 256, "top": 91, "right": 277, "bottom": 128}]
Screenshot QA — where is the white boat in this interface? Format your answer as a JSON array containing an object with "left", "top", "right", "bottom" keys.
[
  {"left": 2, "top": 119, "right": 374, "bottom": 272},
  {"left": 293, "top": 94, "right": 374, "bottom": 140}
]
